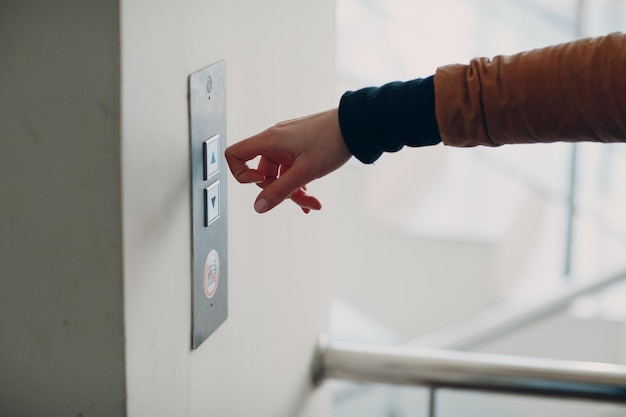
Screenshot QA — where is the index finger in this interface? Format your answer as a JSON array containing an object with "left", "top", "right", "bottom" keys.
[{"left": 224, "top": 134, "right": 268, "bottom": 184}]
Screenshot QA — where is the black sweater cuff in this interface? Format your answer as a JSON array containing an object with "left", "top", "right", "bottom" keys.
[{"left": 338, "top": 76, "right": 441, "bottom": 164}]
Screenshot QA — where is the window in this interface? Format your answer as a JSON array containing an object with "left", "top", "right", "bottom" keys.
[{"left": 332, "top": 0, "right": 626, "bottom": 342}]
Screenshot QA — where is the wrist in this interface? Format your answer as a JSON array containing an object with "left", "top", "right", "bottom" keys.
[{"left": 338, "top": 76, "right": 441, "bottom": 164}]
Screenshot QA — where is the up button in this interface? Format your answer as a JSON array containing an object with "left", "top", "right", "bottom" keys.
[{"left": 203, "top": 134, "right": 220, "bottom": 180}]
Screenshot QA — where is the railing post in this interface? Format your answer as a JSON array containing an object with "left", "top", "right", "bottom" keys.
[{"left": 428, "top": 387, "right": 437, "bottom": 417}]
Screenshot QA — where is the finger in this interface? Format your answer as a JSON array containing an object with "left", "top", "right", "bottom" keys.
[
  {"left": 224, "top": 152, "right": 266, "bottom": 184},
  {"left": 234, "top": 168, "right": 267, "bottom": 184},
  {"left": 224, "top": 133, "right": 272, "bottom": 183},
  {"left": 254, "top": 180, "right": 322, "bottom": 212},
  {"left": 254, "top": 158, "right": 281, "bottom": 190},
  {"left": 257, "top": 156, "right": 281, "bottom": 182},
  {"left": 290, "top": 188, "right": 322, "bottom": 211},
  {"left": 279, "top": 165, "right": 321, "bottom": 211},
  {"left": 254, "top": 163, "right": 312, "bottom": 213}
]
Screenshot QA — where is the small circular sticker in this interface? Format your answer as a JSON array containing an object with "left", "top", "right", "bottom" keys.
[{"left": 203, "top": 249, "right": 220, "bottom": 299}]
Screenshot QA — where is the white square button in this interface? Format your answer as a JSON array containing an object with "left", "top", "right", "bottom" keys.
[
  {"left": 203, "top": 134, "right": 220, "bottom": 180},
  {"left": 204, "top": 181, "right": 220, "bottom": 226}
]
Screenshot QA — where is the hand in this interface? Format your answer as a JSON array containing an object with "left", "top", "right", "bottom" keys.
[{"left": 225, "top": 108, "right": 352, "bottom": 213}]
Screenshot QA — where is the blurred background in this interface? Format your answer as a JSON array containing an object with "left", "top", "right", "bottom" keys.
[{"left": 328, "top": 0, "right": 626, "bottom": 415}]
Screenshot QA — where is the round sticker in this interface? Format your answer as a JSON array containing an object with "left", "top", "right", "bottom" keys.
[{"left": 203, "top": 249, "right": 220, "bottom": 299}]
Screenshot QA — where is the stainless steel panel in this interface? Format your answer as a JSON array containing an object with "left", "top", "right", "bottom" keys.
[{"left": 189, "top": 61, "right": 228, "bottom": 348}]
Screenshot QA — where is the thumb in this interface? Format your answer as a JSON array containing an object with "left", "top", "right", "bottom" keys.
[{"left": 254, "top": 164, "right": 309, "bottom": 213}]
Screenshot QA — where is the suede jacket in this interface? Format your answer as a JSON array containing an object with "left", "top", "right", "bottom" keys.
[{"left": 436, "top": 32, "right": 626, "bottom": 148}]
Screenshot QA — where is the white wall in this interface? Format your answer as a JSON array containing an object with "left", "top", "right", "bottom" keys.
[
  {"left": 0, "top": 1, "right": 126, "bottom": 416},
  {"left": 1, "top": 0, "right": 336, "bottom": 416},
  {"left": 121, "top": 1, "right": 337, "bottom": 416}
]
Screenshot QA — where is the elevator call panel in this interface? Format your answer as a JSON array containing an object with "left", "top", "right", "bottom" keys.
[{"left": 189, "top": 61, "right": 228, "bottom": 349}]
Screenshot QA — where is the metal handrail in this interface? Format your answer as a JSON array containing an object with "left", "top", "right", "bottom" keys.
[{"left": 313, "top": 336, "right": 626, "bottom": 404}]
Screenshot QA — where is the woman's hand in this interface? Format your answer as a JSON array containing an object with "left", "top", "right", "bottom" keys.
[{"left": 225, "top": 108, "right": 351, "bottom": 213}]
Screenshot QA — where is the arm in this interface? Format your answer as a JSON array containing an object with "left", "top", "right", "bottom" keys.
[
  {"left": 436, "top": 32, "right": 626, "bottom": 147},
  {"left": 224, "top": 78, "right": 440, "bottom": 213},
  {"left": 226, "top": 32, "right": 626, "bottom": 213}
]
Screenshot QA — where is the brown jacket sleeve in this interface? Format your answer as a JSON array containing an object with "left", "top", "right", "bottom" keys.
[{"left": 434, "top": 32, "right": 626, "bottom": 147}]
